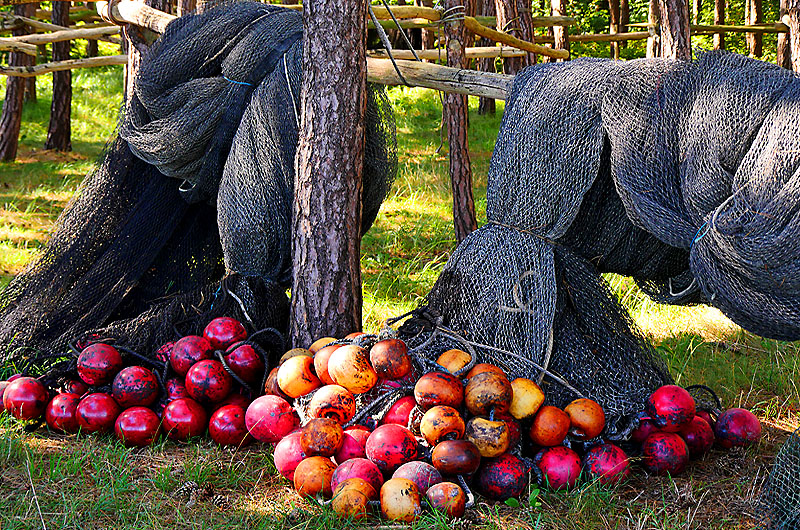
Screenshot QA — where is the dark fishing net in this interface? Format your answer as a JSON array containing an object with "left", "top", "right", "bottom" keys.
[
  {"left": 401, "top": 51, "right": 800, "bottom": 438},
  {"left": 759, "top": 428, "right": 800, "bottom": 530},
  {"left": 0, "top": 2, "right": 396, "bottom": 369}
]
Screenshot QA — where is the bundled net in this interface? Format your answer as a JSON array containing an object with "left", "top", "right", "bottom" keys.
[
  {"left": 759, "top": 428, "right": 800, "bottom": 529},
  {"left": 0, "top": 2, "right": 396, "bottom": 368},
  {"left": 400, "top": 51, "right": 800, "bottom": 438}
]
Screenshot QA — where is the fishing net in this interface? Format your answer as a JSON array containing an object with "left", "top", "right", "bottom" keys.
[
  {"left": 0, "top": 2, "right": 397, "bottom": 369},
  {"left": 399, "top": 51, "right": 800, "bottom": 438},
  {"left": 759, "top": 428, "right": 800, "bottom": 530}
]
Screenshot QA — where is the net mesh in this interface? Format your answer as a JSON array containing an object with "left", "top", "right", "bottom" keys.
[
  {"left": 401, "top": 51, "right": 800, "bottom": 437},
  {"left": 759, "top": 428, "right": 800, "bottom": 530},
  {"left": 0, "top": 2, "right": 396, "bottom": 367}
]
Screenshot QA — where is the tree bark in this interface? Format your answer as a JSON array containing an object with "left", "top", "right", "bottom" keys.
[
  {"left": 746, "top": 0, "right": 763, "bottom": 57},
  {"left": 620, "top": 0, "right": 629, "bottom": 46},
  {"left": 609, "top": 0, "right": 621, "bottom": 59},
  {"left": 550, "top": 0, "right": 569, "bottom": 60},
  {"left": 86, "top": 2, "right": 98, "bottom": 55},
  {"left": 713, "top": 0, "right": 724, "bottom": 49},
  {"left": 647, "top": 0, "right": 661, "bottom": 57},
  {"left": 477, "top": 0, "right": 496, "bottom": 115},
  {"left": 692, "top": 0, "right": 701, "bottom": 24},
  {"left": 0, "top": 3, "right": 37, "bottom": 161},
  {"left": 177, "top": 0, "right": 195, "bottom": 16},
  {"left": 777, "top": 0, "right": 791, "bottom": 67},
  {"left": 45, "top": 1, "right": 72, "bottom": 152},
  {"left": 291, "top": 0, "right": 367, "bottom": 345},
  {"left": 789, "top": 4, "right": 800, "bottom": 73},
  {"left": 444, "top": 0, "right": 478, "bottom": 244},
  {"left": 495, "top": 0, "right": 521, "bottom": 73},
  {"left": 515, "top": 0, "right": 537, "bottom": 66},
  {"left": 658, "top": 0, "right": 691, "bottom": 60},
  {"left": 124, "top": 0, "right": 169, "bottom": 102}
]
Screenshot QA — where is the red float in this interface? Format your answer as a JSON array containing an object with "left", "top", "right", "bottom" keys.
[
  {"left": 208, "top": 404, "right": 252, "bottom": 446},
  {"left": 185, "top": 359, "right": 233, "bottom": 404},
  {"left": 112, "top": 366, "right": 159, "bottom": 408},
  {"left": 162, "top": 398, "right": 208, "bottom": 441},
  {"left": 679, "top": 416, "right": 715, "bottom": 457},
  {"left": 203, "top": 317, "right": 247, "bottom": 350},
  {"left": 273, "top": 431, "right": 307, "bottom": 481},
  {"left": 583, "top": 443, "right": 630, "bottom": 484},
  {"left": 170, "top": 335, "right": 213, "bottom": 376},
  {"left": 115, "top": 407, "right": 161, "bottom": 447},
  {"left": 645, "top": 385, "right": 696, "bottom": 432},
  {"left": 245, "top": 395, "right": 299, "bottom": 443},
  {"left": 76, "top": 393, "right": 121, "bottom": 433},
  {"left": 365, "top": 424, "right": 419, "bottom": 473},
  {"left": 165, "top": 378, "right": 190, "bottom": 401},
  {"left": 381, "top": 396, "right": 417, "bottom": 427},
  {"left": 393, "top": 461, "right": 442, "bottom": 494},
  {"left": 224, "top": 344, "right": 264, "bottom": 384},
  {"left": 714, "top": 408, "right": 761, "bottom": 448},
  {"left": 77, "top": 344, "right": 123, "bottom": 386},
  {"left": 534, "top": 446, "right": 581, "bottom": 490},
  {"left": 641, "top": 432, "right": 689, "bottom": 475},
  {"left": 3, "top": 377, "right": 49, "bottom": 420},
  {"left": 45, "top": 393, "right": 81, "bottom": 433},
  {"left": 330, "top": 457, "right": 384, "bottom": 494},
  {"left": 477, "top": 453, "right": 528, "bottom": 500}
]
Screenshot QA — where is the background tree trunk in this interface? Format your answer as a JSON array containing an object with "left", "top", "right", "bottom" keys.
[
  {"left": 86, "top": 1, "right": 98, "bottom": 55},
  {"left": 477, "top": 0, "right": 496, "bottom": 115},
  {"left": 609, "top": 0, "right": 621, "bottom": 59},
  {"left": 23, "top": 3, "right": 39, "bottom": 103},
  {"left": 692, "top": 0, "right": 701, "bottom": 24},
  {"left": 177, "top": 0, "right": 195, "bottom": 16},
  {"left": 291, "top": 0, "right": 367, "bottom": 345},
  {"left": 659, "top": 0, "right": 691, "bottom": 60},
  {"left": 45, "top": 1, "right": 73, "bottom": 152},
  {"left": 778, "top": 0, "right": 791, "bottom": 67},
  {"left": 746, "top": 0, "right": 763, "bottom": 57},
  {"left": 495, "top": 0, "right": 521, "bottom": 73},
  {"left": 620, "top": 0, "right": 630, "bottom": 47},
  {"left": 714, "top": 0, "right": 725, "bottom": 49},
  {"left": 647, "top": 0, "right": 661, "bottom": 57},
  {"left": 550, "top": 0, "right": 569, "bottom": 61},
  {"left": 444, "top": 0, "right": 478, "bottom": 243},
  {"left": 0, "top": 3, "right": 37, "bottom": 161},
  {"left": 419, "top": 0, "right": 437, "bottom": 56}
]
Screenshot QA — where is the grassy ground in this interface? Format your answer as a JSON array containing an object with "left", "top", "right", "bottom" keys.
[{"left": 0, "top": 66, "right": 798, "bottom": 530}]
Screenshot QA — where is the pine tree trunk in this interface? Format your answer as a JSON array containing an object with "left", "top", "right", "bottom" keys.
[
  {"left": 620, "top": 0, "right": 630, "bottom": 47},
  {"left": 777, "top": 0, "right": 791, "bottom": 67},
  {"left": 647, "top": 0, "right": 661, "bottom": 57},
  {"left": 419, "top": 0, "right": 436, "bottom": 56},
  {"left": 23, "top": 3, "right": 39, "bottom": 103},
  {"left": 444, "top": 0, "right": 478, "bottom": 244},
  {"left": 714, "top": 0, "right": 725, "bottom": 49},
  {"left": 0, "top": 4, "right": 37, "bottom": 161},
  {"left": 746, "top": 0, "right": 763, "bottom": 57},
  {"left": 86, "top": 2, "right": 99, "bottom": 55},
  {"left": 495, "top": 0, "right": 521, "bottom": 73},
  {"left": 551, "top": 0, "right": 569, "bottom": 60},
  {"left": 45, "top": 1, "right": 73, "bottom": 152},
  {"left": 177, "top": 0, "right": 195, "bottom": 15},
  {"left": 609, "top": 0, "right": 621, "bottom": 59},
  {"left": 291, "top": 0, "right": 367, "bottom": 345},
  {"left": 692, "top": 0, "right": 701, "bottom": 24},
  {"left": 477, "top": 0, "right": 496, "bottom": 115},
  {"left": 658, "top": 0, "right": 691, "bottom": 60}
]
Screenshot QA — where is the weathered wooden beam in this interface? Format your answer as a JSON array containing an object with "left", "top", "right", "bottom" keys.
[
  {"left": 0, "top": 13, "right": 120, "bottom": 44},
  {"left": 369, "top": 46, "right": 530, "bottom": 60},
  {"left": 463, "top": 16, "right": 569, "bottom": 59},
  {"left": 0, "top": 37, "right": 38, "bottom": 56},
  {"left": 571, "top": 31, "right": 650, "bottom": 42},
  {"left": 0, "top": 54, "right": 128, "bottom": 77}
]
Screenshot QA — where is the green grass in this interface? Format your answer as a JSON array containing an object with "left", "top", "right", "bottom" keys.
[{"left": 0, "top": 65, "right": 798, "bottom": 529}]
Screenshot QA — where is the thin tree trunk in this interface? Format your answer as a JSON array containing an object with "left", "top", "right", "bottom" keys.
[
  {"left": 495, "top": 0, "right": 521, "bottom": 73},
  {"left": 609, "top": 0, "right": 621, "bottom": 59},
  {"left": 746, "top": 0, "right": 763, "bottom": 57},
  {"left": 549, "top": 0, "right": 569, "bottom": 61},
  {"left": 23, "top": 3, "right": 39, "bottom": 103},
  {"left": 692, "top": 0, "right": 701, "bottom": 24},
  {"left": 45, "top": 1, "right": 72, "bottom": 152},
  {"left": 659, "top": 0, "right": 691, "bottom": 60},
  {"left": 419, "top": 0, "right": 437, "bottom": 56},
  {"left": 789, "top": 2, "right": 800, "bottom": 73},
  {"left": 714, "top": 0, "right": 724, "bottom": 49},
  {"left": 515, "top": 0, "right": 537, "bottom": 66},
  {"left": 647, "top": 0, "right": 661, "bottom": 57},
  {"left": 477, "top": 0, "right": 496, "bottom": 115},
  {"left": 0, "top": 3, "right": 37, "bottom": 161},
  {"left": 620, "top": 0, "right": 630, "bottom": 47},
  {"left": 86, "top": 2, "right": 98, "bottom": 55},
  {"left": 444, "top": 0, "right": 478, "bottom": 244},
  {"left": 778, "top": 0, "right": 790, "bottom": 67},
  {"left": 291, "top": 0, "right": 367, "bottom": 345}
]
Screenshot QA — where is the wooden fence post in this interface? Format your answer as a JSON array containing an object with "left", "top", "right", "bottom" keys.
[
  {"left": 658, "top": 0, "right": 691, "bottom": 60},
  {"left": 0, "top": 3, "right": 37, "bottom": 161},
  {"left": 291, "top": 0, "right": 368, "bottom": 345},
  {"left": 444, "top": 0, "right": 478, "bottom": 243},
  {"left": 45, "top": 0, "right": 72, "bottom": 152},
  {"left": 477, "top": 0, "right": 496, "bottom": 115}
]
